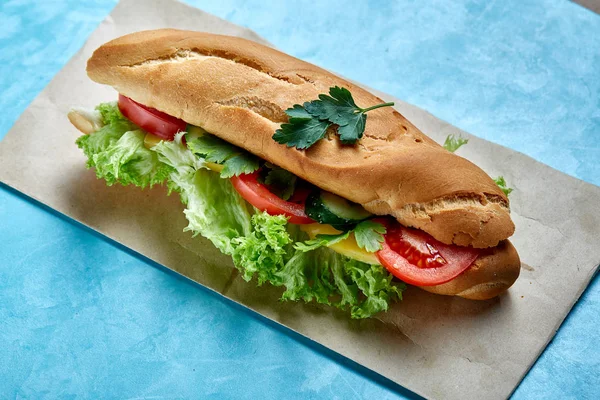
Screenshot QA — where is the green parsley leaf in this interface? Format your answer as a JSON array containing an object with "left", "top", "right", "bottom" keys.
[
  {"left": 353, "top": 220, "right": 387, "bottom": 252},
  {"left": 294, "top": 232, "right": 351, "bottom": 252},
  {"left": 304, "top": 87, "right": 370, "bottom": 144},
  {"left": 284, "top": 104, "right": 313, "bottom": 120},
  {"left": 494, "top": 176, "right": 513, "bottom": 196},
  {"left": 264, "top": 166, "right": 297, "bottom": 200},
  {"left": 304, "top": 87, "right": 358, "bottom": 122},
  {"left": 273, "top": 86, "right": 394, "bottom": 149},
  {"left": 220, "top": 153, "right": 261, "bottom": 178},
  {"left": 337, "top": 113, "right": 367, "bottom": 144},
  {"left": 443, "top": 134, "right": 469, "bottom": 152},
  {"left": 187, "top": 134, "right": 260, "bottom": 178},
  {"left": 272, "top": 116, "right": 330, "bottom": 149},
  {"left": 187, "top": 134, "right": 238, "bottom": 164}
]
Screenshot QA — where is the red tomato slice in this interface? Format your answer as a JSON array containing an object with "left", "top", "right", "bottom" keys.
[
  {"left": 118, "top": 94, "right": 187, "bottom": 141},
  {"left": 376, "top": 219, "right": 479, "bottom": 286},
  {"left": 230, "top": 172, "right": 314, "bottom": 224}
]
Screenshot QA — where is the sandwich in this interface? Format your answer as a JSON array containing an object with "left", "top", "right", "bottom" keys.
[{"left": 68, "top": 29, "right": 520, "bottom": 319}]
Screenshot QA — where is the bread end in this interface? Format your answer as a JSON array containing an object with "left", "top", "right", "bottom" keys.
[{"left": 419, "top": 240, "right": 521, "bottom": 299}]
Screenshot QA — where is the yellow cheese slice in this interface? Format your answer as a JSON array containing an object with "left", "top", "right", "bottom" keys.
[{"left": 300, "top": 223, "right": 380, "bottom": 265}]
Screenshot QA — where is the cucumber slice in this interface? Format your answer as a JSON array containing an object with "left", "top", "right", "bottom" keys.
[
  {"left": 305, "top": 190, "right": 372, "bottom": 228},
  {"left": 321, "top": 192, "right": 372, "bottom": 221}
]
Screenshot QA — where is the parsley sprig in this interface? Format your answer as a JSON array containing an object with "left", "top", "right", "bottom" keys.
[
  {"left": 273, "top": 86, "right": 394, "bottom": 149},
  {"left": 353, "top": 220, "right": 387, "bottom": 252}
]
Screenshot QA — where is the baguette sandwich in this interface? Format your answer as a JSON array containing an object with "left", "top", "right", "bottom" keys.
[{"left": 69, "top": 29, "right": 520, "bottom": 318}]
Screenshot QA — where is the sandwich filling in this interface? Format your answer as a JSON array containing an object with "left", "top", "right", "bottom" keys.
[{"left": 73, "top": 96, "right": 481, "bottom": 318}]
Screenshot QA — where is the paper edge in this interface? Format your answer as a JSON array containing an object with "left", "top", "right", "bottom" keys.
[{"left": 0, "top": 1, "right": 599, "bottom": 399}]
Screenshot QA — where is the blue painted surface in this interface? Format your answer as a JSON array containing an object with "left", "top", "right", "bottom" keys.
[{"left": 0, "top": 0, "right": 598, "bottom": 398}]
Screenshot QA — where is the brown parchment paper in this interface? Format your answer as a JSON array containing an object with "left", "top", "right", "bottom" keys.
[{"left": 1, "top": 0, "right": 599, "bottom": 399}]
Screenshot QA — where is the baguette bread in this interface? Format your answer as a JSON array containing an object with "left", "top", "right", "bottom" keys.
[{"left": 87, "top": 29, "right": 514, "bottom": 249}]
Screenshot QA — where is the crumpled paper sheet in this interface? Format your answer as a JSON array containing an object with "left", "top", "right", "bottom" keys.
[{"left": 0, "top": 0, "right": 598, "bottom": 399}]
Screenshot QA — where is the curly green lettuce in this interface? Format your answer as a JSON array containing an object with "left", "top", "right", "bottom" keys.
[
  {"left": 494, "top": 176, "right": 514, "bottom": 196},
  {"left": 278, "top": 248, "right": 403, "bottom": 318},
  {"left": 232, "top": 212, "right": 292, "bottom": 284},
  {"left": 75, "top": 102, "right": 404, "bottom": 318},
  {"left": 76, "top": 103, "right": 173, "bottom": 188}
]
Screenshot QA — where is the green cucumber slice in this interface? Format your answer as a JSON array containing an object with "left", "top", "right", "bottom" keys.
[{"left": 305, "top": 190, "right": 372, "bottom": 228}]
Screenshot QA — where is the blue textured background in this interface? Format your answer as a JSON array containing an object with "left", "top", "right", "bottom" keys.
[{"left": 1, "top": 0, "right": 598, "bottom": 398}]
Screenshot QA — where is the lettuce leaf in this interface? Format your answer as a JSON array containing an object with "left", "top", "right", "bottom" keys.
[
  {"left": 494, "top": 176, "right": 514, "bottom": 196},
  {"left": 344, "top": 259, "right": 404, "bottom": 318},
  {"left": 443, "top": 134, "right": 468, "bottom": 152},
  {"left": 278, "top": 247, "right": 404, "bottom": 318},
  {"left": 153, "top": 133, "right": 204, "bottom": 176},
  {"left": 76, "top": 103, "right": 172, "bottom": 188},
  {"left": 76, "top": 102, "right": 405, "bottom": 318},
  {"left": 174, "top": 169, "right": 252, "bottom": 254},
  {"left": 232, "top": 212, "right": 292, "bottom": 284},
  {"left": 96, "top": 101, "right": 126, "bottom": 125},
  {"left": 294, "top": 232, "right": 350, "bottom": 252},
  {"left": 153, "top": 134, "right": 252, "bottom": 254}
]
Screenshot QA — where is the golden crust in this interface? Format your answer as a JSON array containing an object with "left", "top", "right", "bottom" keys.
[
  {"left": 420, "top": 240, "right": 521, "bottom": 299},
  {"left": 87, "top": 29, "right": 515, "bottom": 248}
]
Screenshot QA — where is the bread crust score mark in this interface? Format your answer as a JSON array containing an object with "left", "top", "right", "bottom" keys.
[{"left": 83, "top": 29, "right": 521, "bottom": 299}]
